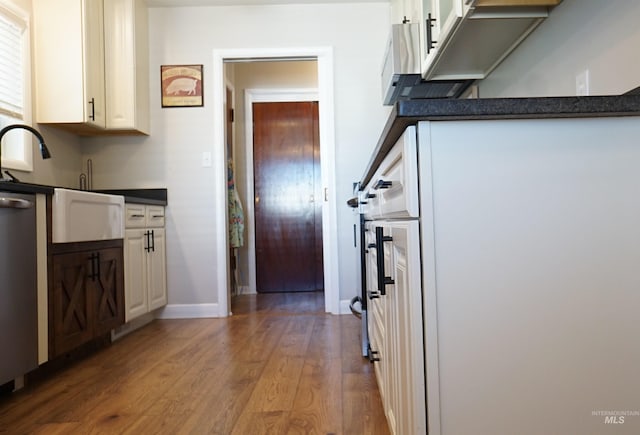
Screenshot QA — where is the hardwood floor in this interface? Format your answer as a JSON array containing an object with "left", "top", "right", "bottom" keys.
[{"left": 0, "top": 292, "right": 390, "bottom": 434}]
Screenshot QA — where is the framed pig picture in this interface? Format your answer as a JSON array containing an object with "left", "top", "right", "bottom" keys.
[{"left": 161, "top": 64, "right": 203, "bottom": 107}]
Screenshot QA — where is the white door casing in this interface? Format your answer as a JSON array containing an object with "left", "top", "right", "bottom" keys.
[{"left": 212, "top": 47, "right": 339, "bottom": 315}]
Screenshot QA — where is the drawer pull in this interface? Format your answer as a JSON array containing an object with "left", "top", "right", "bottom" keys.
[
  {"left": 130, "top": 214, "right": 144, "bottom": 218},
  {"left": 151, "top": 215, "right": 164, "bottom": 218},
  {"left": 373, "top": 179, "right": 392, "bottom": 190}
]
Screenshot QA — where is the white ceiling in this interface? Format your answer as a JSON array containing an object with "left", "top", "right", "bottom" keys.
[{"left": 147, "top": 0, "right": 387, "bottom": 6}]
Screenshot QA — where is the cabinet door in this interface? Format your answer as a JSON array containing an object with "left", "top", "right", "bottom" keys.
[
  {"left": 92, "top": 247, "right": 125, "bottom": 335},
  {"left": 34, "top": 0, "right": 104, "bottom": 126},
  {"left": 84, "top": 0, "right": 106, "bottom": 127},
  {"left": 147, "top": 229, "right": 168, "bottom": 310},
  {"left": 124, "top": 229, "right": 148, "bottom": 321},
  {"left": 50, "top": 252, "right": 94, "bottom": 357},
  {"left": 388, "top": 221, "right": 426, "bottom": 435},
  {"left": 103, "top": 0, "right": 150, "bottom": 133},
  {"left": 420, "top": 0, "right": 470, "bottom": 74}
]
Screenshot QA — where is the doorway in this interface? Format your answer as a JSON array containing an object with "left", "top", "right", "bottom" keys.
[
  {"left": 253, "top": 100, "right": 323, "bottom": 293},
  {"left": 213, "top": 48, "right": 339, "bottom": 316}
]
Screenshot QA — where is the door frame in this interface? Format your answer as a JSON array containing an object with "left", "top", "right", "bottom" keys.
[
  {"left": 212, "top": 47, "right": 339, "bottom": 315},
  {"left": 245, "top": 89, "right": 319, "bottom": 296}
]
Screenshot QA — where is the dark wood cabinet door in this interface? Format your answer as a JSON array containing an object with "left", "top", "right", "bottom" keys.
[
  {"left": 92, "top": 247, "right": 125, "bottom": 335},
  {"left": 50, "top": 252, "right": 93, "bottom": 357},
  {"left": 50, "top": 246, "right": 125, "bottom": 358}
]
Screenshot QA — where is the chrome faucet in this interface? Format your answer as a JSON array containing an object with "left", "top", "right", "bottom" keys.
[{"left": 0, "top": 124, "right": 51, "bottom": 182}]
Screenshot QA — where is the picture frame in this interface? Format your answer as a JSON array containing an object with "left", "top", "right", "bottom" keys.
[{"left": 161, "top": 64, "right": 203, "bottom": 107}]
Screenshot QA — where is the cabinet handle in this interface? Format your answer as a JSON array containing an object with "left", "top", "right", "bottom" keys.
[
  {"left": 151, "top": 215, "right": 163, "bottom": 218},
  {"left": 373, "top": 179, "right": 392, "bottom": 190},
  {"left": 368, "top": 290, "right": 380, "bottom": 300},
  {"left": 130, "top": 214, "right": 145, "bottom": 218},
  {"left": 88, "top": 252, "right": 98, "bottom": 281},
  {"left": 144, "top": 230, "right": 150, "bottom": 252},
  {"left": 96, "top": 252, "right": 101, "bottom": 280},
  {"left": 88, "top": 97, "right": 96, "bottom": 121},
  {"left": 150, "top": 230, "right": 155, "bottom": 253},
  {"left": 426, "top": 13, "right": 437, "bottom": 54},
  {"left": 375, "top": 227, "right": 394, "bottom": 295},
  {"left": 368, "top": 345, "right": 380, "bottom": 363}
]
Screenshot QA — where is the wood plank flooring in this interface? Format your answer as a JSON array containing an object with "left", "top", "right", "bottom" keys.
[{"left": 0, "top": 292, "right": 390, "bottom": 434}]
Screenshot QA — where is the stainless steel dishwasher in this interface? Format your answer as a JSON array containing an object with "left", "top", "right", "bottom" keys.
[{"left": 0, "top": 191, "right": 38, "bottom": 386}]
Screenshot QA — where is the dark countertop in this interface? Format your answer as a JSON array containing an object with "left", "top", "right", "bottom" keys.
[
  {"left": 0, "top": 182, "right": 167, "bottom": 206},
  {"left": 360, "top": 91, "right": 640, "bottom": 188},
  {"left": 93, "top": 188, "right": 168, "bottom": 206},
  {"left": 0, "top": 181, "right": 54, "bottom": 195}
]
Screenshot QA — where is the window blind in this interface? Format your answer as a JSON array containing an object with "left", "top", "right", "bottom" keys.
[{"left": 0, "top": 7, "right": 24, "bottom": 121}]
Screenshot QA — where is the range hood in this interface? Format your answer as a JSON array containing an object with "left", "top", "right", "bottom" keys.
[{"left": 382, "top": 23, "right": 473, "bottom": 105}]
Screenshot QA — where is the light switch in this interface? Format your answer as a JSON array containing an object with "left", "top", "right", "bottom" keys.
[{"left": 202, "top": 151, "right": 212, "bottom": 167}]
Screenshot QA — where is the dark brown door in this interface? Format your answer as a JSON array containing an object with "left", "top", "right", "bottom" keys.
[{"left": 253, "top": 101, "right": 323, "bottom": 293}]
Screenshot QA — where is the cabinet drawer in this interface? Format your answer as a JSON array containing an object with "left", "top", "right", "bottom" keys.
[
  {"left": 366, "top": 125, "right": 418, "bottom": 219},
  {"left": 146, "top": 206, "right": 165, "bottom": 228},
  {"left": 125, "top": 204, "right": 146, "bottom": 228},
  {"left": 125, "top": 204, "right": 165, "bottom": 228}
]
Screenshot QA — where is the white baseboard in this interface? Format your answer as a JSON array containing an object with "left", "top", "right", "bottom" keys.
[
  {"left": 340, "top": 299, "right": 354, "bottom": 315},
  {"left": 111, "top": 312, "right": 155, "bottom": 340},
  {"left": 237, "top": 285, "right": 253, "bottom": 295},
  {"left": 157, "top": 303, "right": 221, "bottom": 319}
]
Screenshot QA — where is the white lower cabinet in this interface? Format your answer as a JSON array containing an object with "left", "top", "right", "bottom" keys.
[
  {"left": 364, "top": 126, "right": 426, "bottom": 435},
  {"left": 367, "top": 221, "right": 426, "bottom": 435},
  {"left": 124, "top": 204, "right": 167, "bottom": 322}
]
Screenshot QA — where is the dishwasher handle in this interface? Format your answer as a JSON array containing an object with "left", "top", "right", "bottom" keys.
[{"left": 0, "top": 196, "right": 34, "bottom": 209}]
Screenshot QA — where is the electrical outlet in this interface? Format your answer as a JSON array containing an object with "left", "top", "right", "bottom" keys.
[
  {"left": 576, "top": 69, "right": 590, "bottom": 96},
  {"left": 202, "top": 151, "right": 212, "bottom": 167}
]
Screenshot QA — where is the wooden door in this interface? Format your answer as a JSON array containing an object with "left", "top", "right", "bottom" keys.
[{"left": 253, "top": 101, "right": 323, "bottom": 293}]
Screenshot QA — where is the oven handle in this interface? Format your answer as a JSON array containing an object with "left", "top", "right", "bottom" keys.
[{"left": 349, "top": 295, "right": 362, "bottom": 318}]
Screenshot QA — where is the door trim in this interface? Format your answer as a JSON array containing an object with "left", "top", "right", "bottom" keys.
[
  {"left": 212, "top": 47, "right": 339, "bottom": 315},
  {"left": 245, "top": 89, "right": 319, "bottom": 296}
]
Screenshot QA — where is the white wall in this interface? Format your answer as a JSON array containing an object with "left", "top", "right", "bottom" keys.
[
  {"left": 82, "top": 3, "right": 390, "bottom": 307},
  {"left": 479, "top": 0, "right": 640, "bottom": 97}
]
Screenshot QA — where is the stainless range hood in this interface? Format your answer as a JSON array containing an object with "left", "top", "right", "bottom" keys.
[{"left": 381, "top": 23, "right": 473, "bottom": 105}]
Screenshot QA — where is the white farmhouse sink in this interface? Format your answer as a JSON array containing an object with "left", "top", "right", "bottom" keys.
[{"left": 52, "top": 188, "right": 124, "bottom": 243}]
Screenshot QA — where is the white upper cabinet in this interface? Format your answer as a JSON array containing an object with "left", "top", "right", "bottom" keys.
[
  {"left": 393, "top": 0, "right": 562, "bottom": 80},
  {"left": 33, "top": 0, "right": 149, "bottom": 135},
  {"left": 104, "top": 0, "right": 149, "bottom": 134},
  {"left": 33, "top": 0, "right": 106, "bottom": 129}
]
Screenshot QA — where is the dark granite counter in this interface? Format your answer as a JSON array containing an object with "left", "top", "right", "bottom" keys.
[
  {"left": 360, "top": 92, "right": 640, "bottom": 188},
  {"left": 0, "top": 181, "right": 54, "bottom": 195},
  {"left": 0, "top": 182, "right": 167, "bottom": 206},
  {"left": 94, "top": 188, "right": 168, "bottom": 206}
]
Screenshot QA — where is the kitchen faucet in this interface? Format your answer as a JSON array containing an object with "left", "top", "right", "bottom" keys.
[{"left": 0, "top": 124, "right": 51, "bottom": 182}]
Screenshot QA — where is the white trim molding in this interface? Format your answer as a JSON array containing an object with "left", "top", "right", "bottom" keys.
[
  {"left": 157, "top": 303, "right": 221, "bottom": 319},
  {"left": 340, "top": 299, "right": 355, "bottom": 315}
]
